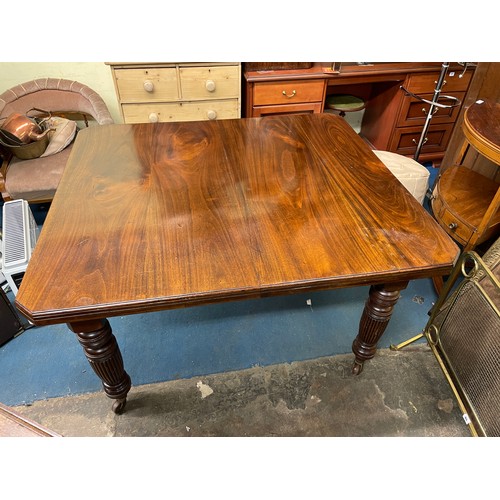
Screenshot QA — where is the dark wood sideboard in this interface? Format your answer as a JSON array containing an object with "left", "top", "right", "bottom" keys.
[{"left": 244, "top": 62, "right": 476, "bottom": 166}]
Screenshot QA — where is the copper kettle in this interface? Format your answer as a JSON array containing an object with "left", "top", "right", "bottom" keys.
[{"left": 0, "top": 112, "right": 51, "bottom": 144}]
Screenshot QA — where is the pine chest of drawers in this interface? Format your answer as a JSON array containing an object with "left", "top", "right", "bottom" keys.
[{"left": 108, "top": 62, "right": 241, "bottom": 124}]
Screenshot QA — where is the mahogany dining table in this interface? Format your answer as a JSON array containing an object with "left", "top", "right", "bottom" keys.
[{"left": 15, "top": 113, "right": 459, "bottom": 413}]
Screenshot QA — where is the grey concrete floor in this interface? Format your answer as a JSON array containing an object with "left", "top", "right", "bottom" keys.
[{"left": 13, "top": 345, "right": 470, "bottom": 437}]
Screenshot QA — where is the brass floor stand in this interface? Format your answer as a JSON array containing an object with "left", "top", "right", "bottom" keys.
[{"left": 390, "top": 246, "right": 500, "bottom": 437}]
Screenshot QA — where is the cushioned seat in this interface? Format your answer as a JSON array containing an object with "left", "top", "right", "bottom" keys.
[
  {"left": 373, "top": 150, "right": 430, "bottom": 204},
  {"left": 4, "top": 146, "right": 72, "bottom": 201},
  {"left": 325, "top": 94, "right": 366, "bottom": 117},
  {"left": 0, "top": 78, "right": 114, "bottom": 203}
]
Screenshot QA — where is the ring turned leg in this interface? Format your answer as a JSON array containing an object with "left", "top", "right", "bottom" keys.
[
  {"left": 68, "top": 319, "right": 131, "bottom": 414},
  {"left": 352, "top": 281, "right": 408, "bottom": 375}
]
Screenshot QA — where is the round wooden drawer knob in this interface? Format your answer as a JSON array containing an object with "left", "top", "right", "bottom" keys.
[
  {"left": 148, "top": 113, "right": 159, "bottom": 123},
  {"left": 207, "top": 110, "right": 217, "bottom": 120},
  {"left": 205, "top": 80, "right": 216, "bottom": 92},
  {"left": 143, "top": 80, "right": 155, "bottom": 92}
]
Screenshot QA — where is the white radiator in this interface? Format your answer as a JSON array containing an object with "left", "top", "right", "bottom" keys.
[{"left": 1, "top": 200, "right": 40, "bottom": 295}]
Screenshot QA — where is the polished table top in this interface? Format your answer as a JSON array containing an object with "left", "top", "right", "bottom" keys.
[
  {"left": 463, "top": 99, "right": 500, "bottom": 164},
  {"left": 16, "top": 113, "right": 458, "bottom": 325}
]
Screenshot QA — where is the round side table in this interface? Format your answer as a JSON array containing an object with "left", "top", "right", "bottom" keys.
[{"left": 431, "top": 99, "right": 500, "bottom": 253}]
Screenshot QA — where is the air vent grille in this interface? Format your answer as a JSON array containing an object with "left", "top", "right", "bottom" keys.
[
  {"left": 1, "top": 199, "right": 39, "bottom": 295},
  {"left": 3, "top": 200, "right": 28, "bottom": 267}
]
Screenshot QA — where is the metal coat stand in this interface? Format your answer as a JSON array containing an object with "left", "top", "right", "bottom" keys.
[{"left": 400, "top": 62, "right": 464, "bottom": 163}]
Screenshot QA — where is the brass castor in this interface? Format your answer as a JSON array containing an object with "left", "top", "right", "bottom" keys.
[
  {"left": 352, "top": 360, "right": 364, "bottom": 375},
  {"left": 112, "top": 398, "right": 127, "bottom": 414}
]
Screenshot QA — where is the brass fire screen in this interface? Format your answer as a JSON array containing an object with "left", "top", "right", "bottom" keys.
[{"left": 424, "top": 239, "right": 500, "bottom": 437}]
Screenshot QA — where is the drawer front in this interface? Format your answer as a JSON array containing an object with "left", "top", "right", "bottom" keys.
[
  {"left": 122, "top": 100, "right": 240, "bottom": 123},
  {"left": 180, "top": 65, "right": 240, "bottom": 100},
  {"left": 252, "top": 102, "right": 323, "bottom": 117},
  {"left": 398, "top": 91, "right": 465, "bottom": 127},
  {"left": 405, "top": 70, "right": 473, "bottom": 93},
  {"left": 114, "top": 68, "right": 178, "bottom": 102},
  {"left": 431, "top": 197, "right": 473, "bottom": 245},
  {"left": 390, "top": 123, "right": 454, "bottom": 156},
  {"left": 253, "top": 80, "right": 325, "bottom": 106}
]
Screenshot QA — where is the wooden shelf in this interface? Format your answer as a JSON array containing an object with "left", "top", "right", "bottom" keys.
[{"left": 432, "top": 166, "right": 500, "bottom": 246}]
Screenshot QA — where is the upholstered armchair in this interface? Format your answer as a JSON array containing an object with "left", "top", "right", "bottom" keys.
[{"left": 0, "top": 78, "right": 114, "bottom": 203}]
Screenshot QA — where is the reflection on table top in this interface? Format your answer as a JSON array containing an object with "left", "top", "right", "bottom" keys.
[{"left": 16, "top": 113, "right": 458, "bottom": 324}]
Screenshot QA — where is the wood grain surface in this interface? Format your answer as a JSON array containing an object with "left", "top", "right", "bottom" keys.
[
  {"left": 464, "top": 98, "right": 500, "bottom": 164},
  {"left": 16, "top": 114, "right": 458, "bottom": 324},
  {"left": 0, "top": 402, "right": 60, "bottom": 437}
]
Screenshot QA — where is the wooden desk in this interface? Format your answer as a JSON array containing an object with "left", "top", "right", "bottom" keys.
[
  {"left": 15, "top": 114, "right": 459, "bottom": 413},
  {"left": 244, "top": 62, "right": 475, "bottom": 165}
]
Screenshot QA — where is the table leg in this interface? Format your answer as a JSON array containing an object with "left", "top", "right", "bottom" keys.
[
  {"left": 351, "top": 281, "right": 408, "bottom": 375},
  {"left": 68, "top": 319, "right": 131, "bottom": 414}
]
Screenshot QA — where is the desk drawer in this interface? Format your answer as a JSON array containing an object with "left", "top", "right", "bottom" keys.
[
  {"left": 398, "top": 91, "right": 465, "bottom": 127},
  {"left": 405, "top": 70, "right": 473, "bottom": 93},
  {"left": 253, "top": 79, "right": 325, "bottom": 106},
  {"left": 180, "top": 65, "right": 240, "bottom": 100},
  {"left": 252, "top": 102, "right": 323, "bottom": 117},
  {"left": 122, "top": 100, "right": 240, "bottom": 123},
  {"left": 390, "top": 123, "right": 454, "bottom": 156},
  {"left": 114, "top": 68, "right": 178, "bottom": 102}
]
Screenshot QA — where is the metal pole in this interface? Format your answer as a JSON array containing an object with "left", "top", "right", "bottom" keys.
[{"left": 414, "top": 62, "right": 450, "bottom": 162}]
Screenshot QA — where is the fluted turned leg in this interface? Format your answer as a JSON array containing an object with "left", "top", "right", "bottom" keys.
[
  {"left": 352, "top": 281, "right": 408, "bottom": 375},
  {"left": 68, "top": 319, "right": 131, "bottom": 414}
]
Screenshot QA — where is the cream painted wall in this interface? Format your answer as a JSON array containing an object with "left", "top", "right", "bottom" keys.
[{"left": 0, "top": 62, "right": 122, "bottom": 123}]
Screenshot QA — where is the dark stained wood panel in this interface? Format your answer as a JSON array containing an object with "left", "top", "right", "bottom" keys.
[{"left": 16, "top": 114, "right": 458, "bottom": 324}]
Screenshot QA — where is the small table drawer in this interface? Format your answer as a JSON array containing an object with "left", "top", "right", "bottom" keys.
[
  {"left": 122, "top": 100, "right": 240, "bottom": 123},
  {"left": 114, "top": 68, "right": 178, "bottom": 102},
  {"left": 180, "top": 66, "right": 240, "bottom": 100},
  {"left": 253, "top": 79, "right": 325, "bottom": 106},
  {"left": 405, "top": 70, "right": 473, "bottom": 93},
  {"left": 390, "top": 123, "right": 454, "bottom": 156},
  {"left": 431, "top": 197, "right": 474, "bottom": 245}
]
